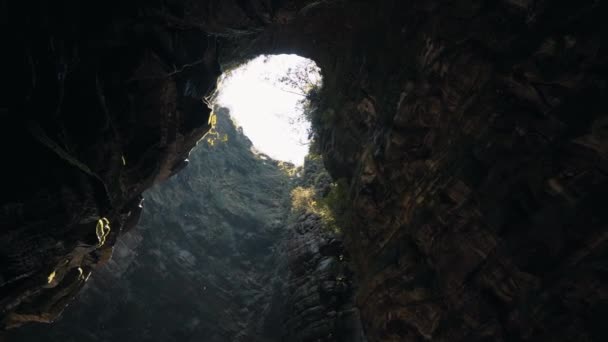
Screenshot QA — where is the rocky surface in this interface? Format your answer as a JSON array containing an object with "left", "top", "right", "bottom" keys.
[
  {"left": 299, "top": 2, "right": 608, "bottom": 341},
  {"left": 2, "top": 0, "right": 608, "bottom": 341},
  {"left": 1, "top": 0, "right": 221, "bottom": 327},
  {"left": 277, "top": 156, "right": 366, "bottom": 342},
  {"left": 7, "top": 108, "right": 293, "bottom": 341},
  {"left": 8, "top": 110, "right": 366, "bottom": 342},
  {"left": 281, "top": 215, "right": 351, "bottom": 342}
]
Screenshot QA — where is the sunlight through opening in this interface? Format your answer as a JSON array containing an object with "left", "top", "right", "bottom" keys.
[{"left": 213, "top": 54, "right": 322, "bottom": 166}]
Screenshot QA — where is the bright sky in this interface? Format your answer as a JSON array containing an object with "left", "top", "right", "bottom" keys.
[{"left": 215, "top": 54, "right": 321, "bottom": 166}]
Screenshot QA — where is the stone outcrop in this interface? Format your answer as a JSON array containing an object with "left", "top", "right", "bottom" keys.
[
  {"left": 278, "top": 158, "right": 366, "bottom": 342},
  {"left": 7, "top": 108, "right": 293, "bottom": 341},
  {"left": 8, "top": 110, "right": 366, "bottom": 342},
  {"left": 300, "top": 2, "right": 608, "bottom": 341},
  {"left": 1, "top": 0, "right": 221, "bottom": 327},
  {"left": 2, "top": 0, "right": 608, "bottom": 341}
]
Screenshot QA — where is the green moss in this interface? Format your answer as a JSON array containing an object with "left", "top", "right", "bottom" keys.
[{"left": 288, "top": 151, "right": 351, "bottom": 234}]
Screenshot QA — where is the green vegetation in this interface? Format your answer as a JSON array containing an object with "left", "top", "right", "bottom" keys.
[
  {"left": 321, "top": 178, "right": 351, "bottom": 231},
  {"left": 179, "top": 107, "right": 294, "bottom": 248},
  {"left": 47, "top": 270, "right": 56, "bottom": 284},
  {"left": 288, "top": 154, "right": 351, "bottom": 234},
  {"left": 269, "top": 58, "right": 352, "bottom": 232},
  {"left": 276, "top": 160, "right": 299, "bottom": 178},
  {"left": 267, "top": 57, "right": 323, "bottom": 145},
  {"left": 204, "top": 112, "right": 229, "bottom": 146},
  {"left": 289, "top": 182, "right": 348, "bottom": 234},
  {"left": 290, "top": 186, "right": 317, "bottom": 213},
  {"left": 95, "top": 217, "right": 111, "bottom": 248},
  {"left": 213, "top": 56, "right": 347, "bottom": 234}
]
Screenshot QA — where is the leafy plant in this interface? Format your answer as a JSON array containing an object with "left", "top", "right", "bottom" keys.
[
  {"left": 290, "top": 186, "right": 317, "bottom": 213},
  {"left": 205, "top": 112, "right": 229, "bottom": 146},
  {"left": 266, "top": 57, "right": 323, "bottom": 141},
  {"left": 289, "top": 176, "right": 350, "bottom": 234},
  {"left": 96, "top": 217, "right": 111, "bottom": 247}
]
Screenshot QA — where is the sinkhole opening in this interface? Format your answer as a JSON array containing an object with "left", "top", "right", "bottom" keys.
[{"left": 211, "top": 54, "right": 322, "bottom": 166}]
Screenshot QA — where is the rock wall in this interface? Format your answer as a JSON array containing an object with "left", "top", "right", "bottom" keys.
[
  {"left": 7, "top": 108, "right": 293, "bottom": 341},
  {"left": 296, "top": 1, "right": 608, "bottom": 341},
  {"left": 1, "top": 0, "right": 222, "bottom": 326},
  {"left": 277, "top": 156, "right": 365, "bottom": 342},
  {"left": 8, "top": 111, "right": 366, "bottom": 342}
]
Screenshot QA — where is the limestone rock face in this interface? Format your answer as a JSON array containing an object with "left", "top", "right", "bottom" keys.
[
  {"left": 2, "top": 0, "right": 608, "bottom": 341},
  {"left": 280, "top": 223, "right": 365, "bottom": 342}
]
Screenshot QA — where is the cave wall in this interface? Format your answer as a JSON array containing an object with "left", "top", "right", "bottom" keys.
[
  {"left": 278, "top": 157, "right": 367, "bottom": 342},
  {"left": 7, "top": 111, "right": 364, "bottom": 342},
  {"left": 2, "top": 0, "right": 608, "bottom": 341},
  {"left": 7, "top": 108, "right": 294, "bottom": 341},
  {"left": 0, "top": 0, "right": 225, "bottom": 327},
  {"left": 220, "top": 0, "right": 608, "bottom": 340},
  {"left": 282, "top": 1, "right": 608, "bottom": 341}
]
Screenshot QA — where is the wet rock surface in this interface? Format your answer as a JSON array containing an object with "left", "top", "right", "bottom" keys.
[{"left": 2, "top": 0, "right": 608, "bottom": 341}]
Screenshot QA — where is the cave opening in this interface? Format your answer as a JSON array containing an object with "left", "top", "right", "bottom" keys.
[
  {"left": 7, "top": 54, "right": 345, "bottom": 341},
  {"left": 210, "top": 54, "right": 322, "bottom": 166}
]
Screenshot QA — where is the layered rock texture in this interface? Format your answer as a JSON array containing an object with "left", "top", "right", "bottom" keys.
[
  {"left": 273, "top": 156, "right": 365, "bottom": 342},
  {"left": 302, "top": 2, "right": 608, "bottom": 341},
  {"left": 2, "top": 0, "right": 608, "bottom": 341}
]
